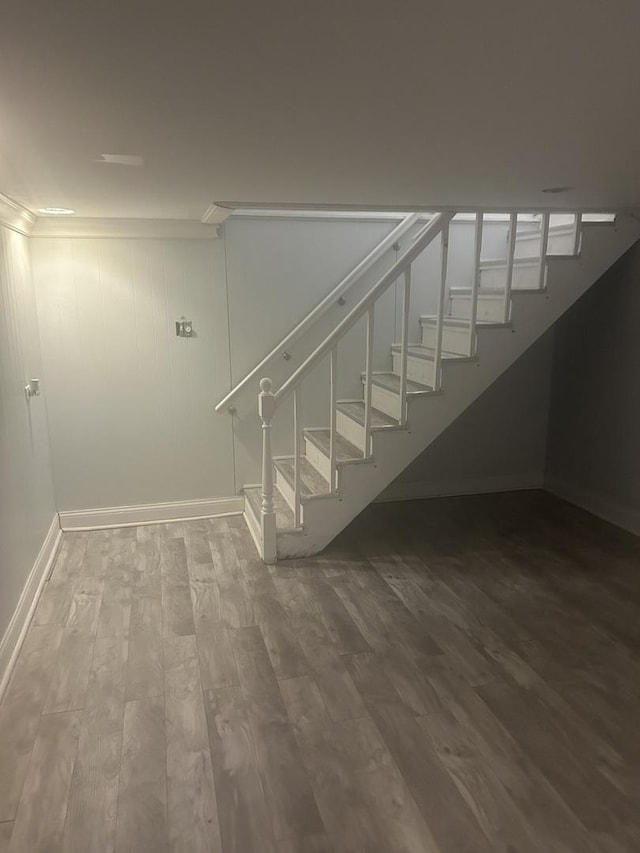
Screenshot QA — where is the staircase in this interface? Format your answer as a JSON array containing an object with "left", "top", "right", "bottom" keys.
[{"left": 217, "top": 211, "right": 640, "bottom": 561}]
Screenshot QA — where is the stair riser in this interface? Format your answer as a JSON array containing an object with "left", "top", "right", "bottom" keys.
[
  {"left": 480, "top": 263, "right": 541, "bottom": 290},
  {"left": 274, "top": 468, "right": 301, "bottom": 518},
  {"left": 420, "top": 322, "right": 471, "bottom": 355},
  {"left": 336, "top": 409, "right": 366, "bottom": 452},
  {"left": 304, "top": 436, "right": 332, "bottom": 482},
  {"left": 365, "top": 383, "right": 402, "bottom": 420},
  {"left": 391, "top": 351, "right": 435, "bottom": 386},
  {"left": 450, "top": 295, "right": 505, "bottom": 322},
  {"left": 515, "top": 230, "right": 575, "bottom": 259}
]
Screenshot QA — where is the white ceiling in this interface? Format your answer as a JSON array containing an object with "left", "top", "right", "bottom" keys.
[{"left": 2, "top": 1, "right": 640, "bottom": 220}]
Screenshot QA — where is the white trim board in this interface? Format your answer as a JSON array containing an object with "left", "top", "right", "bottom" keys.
[
  {"left": 59, "top": 496, "right": 244, "bottom": 531},
  {"left": 377, "top": 472, "right": 544, "bottom": 503},
  {"left": 545, "top": 476, "right": 640, "bottom": 537},
  {"left": 0, "top": 192, "right": 36, "bottom": 236},
  {"left": 31, "top": 218, "right": 221, "bottom": 240},
  {"left": 0, "top": 515, "right": 62, "bottom": 703}
]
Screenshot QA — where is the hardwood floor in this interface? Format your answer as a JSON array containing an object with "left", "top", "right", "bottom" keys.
[{"left": 1, "top": 490, "right": 639, "bottom": 852}]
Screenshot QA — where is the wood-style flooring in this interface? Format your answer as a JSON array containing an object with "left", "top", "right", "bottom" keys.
[{"left": 1, "top": 490, "right": 639, "bottom": 852}]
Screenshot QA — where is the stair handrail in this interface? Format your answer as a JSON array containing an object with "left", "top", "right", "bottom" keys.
[
  {"left": 272, "top": 212, "right": 454, "bottom": 407},
  {"left": 214, "top": 211, "right": 422, "bottom": 412}
]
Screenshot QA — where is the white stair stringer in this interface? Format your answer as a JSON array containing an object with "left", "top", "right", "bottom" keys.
[{"left": 245, "top": 215, "right": 640, "bottom": 559}]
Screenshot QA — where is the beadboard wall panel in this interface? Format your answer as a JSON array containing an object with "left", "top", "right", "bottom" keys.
[
  {"left": 32, "top": 238, "right": 234, "bottom": 511},
  {"left": 0, "top": 225, "right": 56, "bottom": 640}
]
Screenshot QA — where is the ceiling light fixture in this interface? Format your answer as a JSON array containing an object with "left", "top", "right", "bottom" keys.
[
  {"left": 38, "top": 206, "right": 75, "bottom": 215},
  {"left": 541, "top": 186, "right": 573, "bottom": 194}
]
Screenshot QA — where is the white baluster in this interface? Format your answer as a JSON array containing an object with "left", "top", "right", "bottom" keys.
[
  {"left": 469, "top": 212, "right": 483, "bottom": 356},
  {"left": 363, "top": 305, "right": 374, "bottom": 456},
  {"left": 503, "top": 212, "right": 517, "bottom": 324},
  {"left": 398, "top": 266, "right": 411, "bottom": 424},
  {"left": 538, "top": 212, "right": 550, "bottom": 290},
  {"left": 329, "top": 347, "right": 337, "bottom": 490},
  {"left": 433, "top": 222, "right": 450, "bottom": 390},
  {"left": 293, "top": 387, "right": 301, "bottom": 526},
  {"left": 572, "top": 212, "right": 582, "bottom": 255},
  {"left": 258, "top": 377, "right": 277, "bottom": 563}
]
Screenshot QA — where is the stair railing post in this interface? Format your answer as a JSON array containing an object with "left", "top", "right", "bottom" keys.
[
  {"left": 469, "top": 212, "right": 483, "bottom": 356},
  {"left": 572, "top": 212, "right": 582, "bottom": 255},
  {"left": 538, "top": 212, "right": 550, "bottom": 290},
  {"left": 363, "top": 305, "right": 375, "bottom": 456},
  {"left": 329, "top": 347, "right": 338, "bottom": 491},
  {"left": 503, "top": 212, "right": 517, "bottom": 324},
  {"left": 258, "top": 377, "right": 277, "bottom": 562},
  {"left": 293, "top": 387, "right": 301, "bottom": 526},
  {"left": 398, "top": 266, "right": 411, "bottom": 425},
  {"left": 433, "top": 221, "right": 450, "bottom": 390}
]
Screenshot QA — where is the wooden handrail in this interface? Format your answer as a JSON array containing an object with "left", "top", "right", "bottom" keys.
[
  {"left": 273, "top": 212, "right": 454, "bottom": 407},
  {"left": 214, "top": 211, "right": 421, "bottom": 412}
]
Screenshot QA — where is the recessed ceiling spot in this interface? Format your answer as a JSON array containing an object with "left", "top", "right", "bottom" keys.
[
  {"left": 96, "top": 154, "right": 144, "bottom": 166},
  {"left": 541, "top": 186, "right": 573, "bottom": 194},
  {"left": 38, "top": 207, "right": 75, "bottom": 215}
]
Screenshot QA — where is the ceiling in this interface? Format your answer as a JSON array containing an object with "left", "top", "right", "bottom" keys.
[{"left": 1, "top": 1, "right": 640, "bottom": 220}]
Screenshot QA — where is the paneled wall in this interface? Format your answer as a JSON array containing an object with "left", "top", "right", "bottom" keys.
[
  {"left": 32, "top": 237, "right": 234, "bottom": 511},
  {"left": 0, "top": 225, "right": 56, "bottom": 639},
  {"left": 31, "top": 216, "right": 550, "bottom": 515}
]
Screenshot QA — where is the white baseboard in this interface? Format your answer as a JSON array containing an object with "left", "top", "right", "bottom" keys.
[
  {"left": 545, "top": 476, "right": 640, "bottom": 536},
  {"left": 59, "top": 496, "right": 244, "bottom": 531},
  {"left": 0, "top": 515, "right": 62, "bottom": 703},
  {"left": 377, "top": 472, "right": 545, "bottom": 503}
]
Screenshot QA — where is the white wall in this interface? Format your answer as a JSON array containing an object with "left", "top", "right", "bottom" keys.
[
  {"left": 0, "top": 225, "right": 56, "bottom": 639},
  {"left": 31, "top": 215, "right": 548, "bottom": 516},
  {"left": 31, "top": 237, "right": 235, "bottom": 511},
  {"left": 545, "top": 241, "right": 640, "bottom": 532}
]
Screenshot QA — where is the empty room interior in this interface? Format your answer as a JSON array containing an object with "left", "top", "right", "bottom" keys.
[{"left": 2, "top": 3, "right": 640, "bottom": 852}]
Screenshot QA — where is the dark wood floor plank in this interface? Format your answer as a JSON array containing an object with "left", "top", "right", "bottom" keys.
[
  {"left": 232, "top": 626, "right": 323, "bottom": 842},
  {"left": 346, "top": 651, "right": 493, "bottom": 853},
  {"left": 204, "top": 685, "right": 276, "bottom": 853}
]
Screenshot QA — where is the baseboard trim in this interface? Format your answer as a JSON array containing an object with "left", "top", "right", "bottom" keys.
[
  {"left": 0, "top": 515, "right": 62, "bottom": 703},
  {"left": 377, "top": 473, "right": 545, "bottom": 503},
  {"left": 59, "top": 496, "right": 244, "bottom": 531},
  {"left": 545, "top": 476, "right": 640, "bottom": 537}
]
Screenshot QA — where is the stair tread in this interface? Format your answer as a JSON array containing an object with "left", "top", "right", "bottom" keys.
[
  {"left": 420, "top": 315, "right": 507, "bottom": 329},
  {"left": 362, "top": 371, "right": 433, "bottom": 394},
  {"left": 275, "top": 456, "right": 331, "bottom": 497},
  {"left": 480, "top": 255, "right": 543, "bottom": 268},
  {"left": 244, "top": 485, "right": 296, "bottom": 530},
  {"left": 304, "top": 428, "right": 363, "bottom": 463},
  {"left": 390, "top": 343, "right": 472, "bottom": 361},
  {"left": 336, "top": 400, "right": 398, "bottom": 428},
  {"left": 450, "top": 286, "right": 545, "bottom": 297}
]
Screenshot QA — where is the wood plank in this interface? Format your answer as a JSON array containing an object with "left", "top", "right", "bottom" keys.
[
  {"left": 126, "top": 593, "right": 164, "bottom": 700},
  {"left": 196, "top": 621, "right": 238, "bottom": 690},
  {"left": 62, "top": 636, "right": 127, "bottom": 853},
  {"left": 164, "top": 635, "right": 221, "bottom": 853},
  {"left": 116, "top": 696, "right": 167, "bottom": 853},
  {"left": 161, "top": 538, "right": 195, "bottom": 637},
  {"left": 43, "top": 577, "right": 103, "bottom": 714},
  {"left": 232, "top": 626, "right": 323, "bottom": 842},
  {"left": 0, "top": 624, "right": 63, "bottom": 821},
  {"left": 8, "top": 710, "right": 81, "bottom": 853},
  {"left": 0, "top": 822, "right": 12, "bottom": 853},
  {"left": 204, "top": 685, "right": 276, "bottom": 853}
]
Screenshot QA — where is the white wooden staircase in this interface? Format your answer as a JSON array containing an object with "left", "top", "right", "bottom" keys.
[{"left": 216, "top": 211, "right": 640, "bottom": 561}]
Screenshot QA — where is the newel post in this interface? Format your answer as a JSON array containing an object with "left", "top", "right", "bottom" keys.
[{"left": 258, "top": 377, "right": 277, "bottom": 563}]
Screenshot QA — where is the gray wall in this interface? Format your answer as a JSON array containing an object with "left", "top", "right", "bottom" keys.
[
  {"left": 31, "top": 215, "right": 548, "bottom": 514},
  {"left": 383, "top": 331, "right": 553, "bottom": 500},
  {"left": 0, "top": 225, "right": 56, "bottom": 639},
  {"left": 546, "top": 241, "right": 640, "bottom": 531}
]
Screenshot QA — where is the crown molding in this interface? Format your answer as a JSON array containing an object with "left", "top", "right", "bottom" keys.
[
  {"left": 0, "top": 193, "right": 36, "bottom": 236},
  {"left": 201, "top": 203, "right": 233, "bottom": 225},
  {"left": 31, "top": 217, "right": 221, "bottom": 240}
]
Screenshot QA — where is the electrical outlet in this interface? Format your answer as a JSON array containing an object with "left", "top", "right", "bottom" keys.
[{"left": 176, "top": 318, "right": 194, "bottom": 337}]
